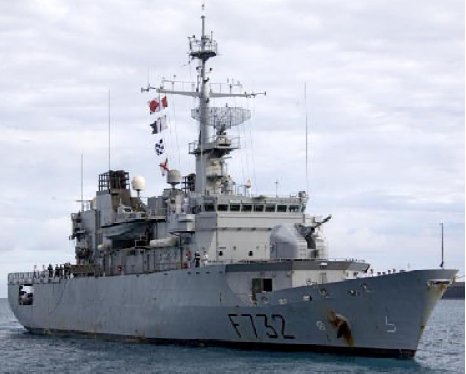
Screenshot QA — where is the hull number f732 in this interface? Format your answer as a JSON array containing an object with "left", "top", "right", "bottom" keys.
[{"left": 227, "top": 313, "right": 295, "bottom": 340}]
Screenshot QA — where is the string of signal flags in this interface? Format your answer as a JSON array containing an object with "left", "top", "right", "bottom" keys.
[{"left": 147, "top": 96, "right": 170, "bottom": 176}]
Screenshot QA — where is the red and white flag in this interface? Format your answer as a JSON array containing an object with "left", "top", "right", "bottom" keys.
[
  {"left": 149, "top": 97, "right": 167, "bottom": 114},
  {"left": 149, "top": 98, "right": 160, "bottom": 113},
  {"left": 159, "top": 158, "right": 169, "bottom": 176},
  {"left": 161, "top": 96, "right": 168, "bottom": 109}
]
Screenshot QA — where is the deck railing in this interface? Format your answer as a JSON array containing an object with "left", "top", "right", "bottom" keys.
[{"left": 9, "top": 258, "right": 404, "bottom": 285}]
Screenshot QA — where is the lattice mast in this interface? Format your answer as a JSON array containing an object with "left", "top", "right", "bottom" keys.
[{"left": 145, "top": 10, "right": 263, "bottom": 195}]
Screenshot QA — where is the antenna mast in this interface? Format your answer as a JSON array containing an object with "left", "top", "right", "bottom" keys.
[
  {"left": 108, "top": 89, "right": 111, "bottom": 171},
  {"left": 81, "top": 153, "right": 84, "bottom": 212},
  {"left": 141, "top": 5, "right": 264, "bottom": 195},
  {"left": 440, "top": 222, "right": 444, "bottom": 269},
  {"left": 304, "top": 82, "right": 309, "bottom": 195}
]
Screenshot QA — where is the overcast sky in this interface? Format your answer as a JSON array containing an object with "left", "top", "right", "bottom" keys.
[{"left": 0, "top": 0, "right": 464, "bottom": 297}]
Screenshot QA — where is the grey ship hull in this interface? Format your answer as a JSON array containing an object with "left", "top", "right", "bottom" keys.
[{"left": 8, "top": 266, "right": 455, "bottom": 358}]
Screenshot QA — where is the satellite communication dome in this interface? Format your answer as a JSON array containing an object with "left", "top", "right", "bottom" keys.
[
  {"left": 167, "top": 169, "right": 181, "bottom": 187},
  {"left": 131, "top": 176, "right": 146, "bottom": 192}
]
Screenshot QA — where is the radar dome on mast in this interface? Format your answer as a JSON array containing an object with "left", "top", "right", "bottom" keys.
[
  {"left": 131, "top": 176, "right": 146, "bottom": 197},
  {"left": 167, "top": 169, "right": 181, "bottom": 188}
]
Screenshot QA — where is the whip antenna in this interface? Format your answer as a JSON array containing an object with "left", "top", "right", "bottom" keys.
[
  {"left": 81, "top": 154, "right": 84, "bottom": 211},
  {"left": 304, "top": 82, "right": 309, "bottom": 195},
  {"left": 108, "top": 89, "right": 111, "bottom": 171},
  {"left": 440, "top": 222, "right": 444, "bottom": 269}
]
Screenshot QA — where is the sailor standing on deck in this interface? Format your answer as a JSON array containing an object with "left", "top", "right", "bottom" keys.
[
  {"left": 185, "top": 250, "right": 192, "bottom": 268},
  {"left": 58, "top": 264, "right": 64, "bottom": 278},
  {"left": 194, "top": 251, "right": 201, "bottom": 268},
  {"left": 64, "top": 263, "right": 70, "bottom": 279},
  {"left": 48, "top": 264, "right": 53, "bottom": 278},
  {"left": 202, "top": 251, "right": 209, "bottom": 267}
]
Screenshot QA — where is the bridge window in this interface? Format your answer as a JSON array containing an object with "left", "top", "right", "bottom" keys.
[
  {"left": 217, "top": 204, "right": 228, "bottom": 211},
  {"left": 241, "top": 204, "right": 252, "bottom": 212},
  {"left": 289, "top": 205, "right": 300, "bottom": 212},
  {"left": 265, "top": 204, "right": 275, "bottom": 212},
  {"left": 254, "top": 204, "right": 264, "bottom": 212},
  {"left": 204, "top": 204, "right": 215, "bottom": 212},
  {"left": 277, "top": 205, "right": 287, "bottom": 212},
  {"left": 230, "top": 204, "right": 240, "bottom": 212}
]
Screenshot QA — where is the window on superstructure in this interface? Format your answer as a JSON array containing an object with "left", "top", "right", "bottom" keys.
[
  {"left": 241, "top": 204, "right": 252, "bottom": 212},
  {"left": 265, "top": 204, "right": 275, "bottom": 212},
  {"left": 218, "top": 204, "right": 228, "bottom": 211},
  {"left": 230, "top": 204, "right": 240, "bottom": 212},
  {"left": 204, "top": 204, "right": 215, "bottom": 212},
  {"left": 251, "top": 278, "right": 273, "bottom": 301},
  {"left": 263, "top": 278, "right": 272, "bottom": 292},
  {"left": 254, "top": 204, "right": 264, "bottom": 212},
  {"left": 277, "top": 205, "right": 287, "bottom": 212},
  {"left": 289, "top": 205, "right": 300, "bottom": 212}
]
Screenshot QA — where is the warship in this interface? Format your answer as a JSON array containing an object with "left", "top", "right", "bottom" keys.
[{"left": 8, "top": 12, "right": 457, "bottom": 358}]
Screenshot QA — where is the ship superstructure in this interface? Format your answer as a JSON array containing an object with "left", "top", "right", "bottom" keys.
[
  {"left": 8, "top": 12, "right": 457, "bottom": 358},
  {"left": 67, "top": 12, "right": 328, "bottom": 276}
]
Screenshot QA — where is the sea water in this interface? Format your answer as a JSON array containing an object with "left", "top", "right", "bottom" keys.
[{"left": 0, "top": 298, "right": 463, "bottom": 373}]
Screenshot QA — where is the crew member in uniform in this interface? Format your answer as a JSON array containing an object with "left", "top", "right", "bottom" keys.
[
  {"left": 64, "top": 263, "right": 70, "bottom": 279},
  {"left": 194, "top": 251, "right": 201, "bottom": 268},
  {"left": 48, "top": 264, "right": 53, "bottom": 278},
  {"left": 185, "top": 250, "right": 192, "bottom": 268}
]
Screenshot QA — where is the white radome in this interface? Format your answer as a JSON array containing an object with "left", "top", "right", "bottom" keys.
[
  {"left": 131, "top": 176, "right": 146, "bottom": 192},
  {"left": 167, "top": 169, "right": 181, "bottom": 186}
]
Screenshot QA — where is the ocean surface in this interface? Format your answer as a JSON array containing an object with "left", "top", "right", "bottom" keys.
[{"left": 0, "top": 298, "right": 463, "bottom": 373}]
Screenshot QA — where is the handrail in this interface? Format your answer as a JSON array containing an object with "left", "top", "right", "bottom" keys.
[
  {"left": 8, "top": 258, "right": 372, "bottom": 284},
  {"left": 207, "top": 258, "right": 366, "bottom": 265},
  {"left": 189, "top": 136, "right": 240, "bottom": 153}
]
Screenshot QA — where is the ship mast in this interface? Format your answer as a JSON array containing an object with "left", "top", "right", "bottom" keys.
[
  {"left": 189, "top": 11, "right": 216, "bottom": 194},
  {"left": 143, "top": 10, "right": 264, "bottom": 195}
]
